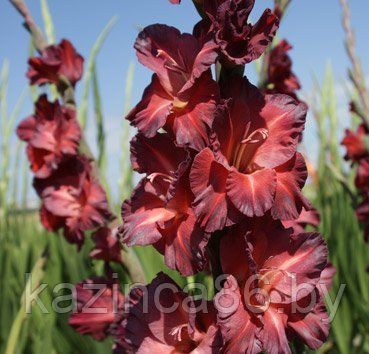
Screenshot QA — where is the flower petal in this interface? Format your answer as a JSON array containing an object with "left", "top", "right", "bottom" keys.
[
  {"left": 259, "top": 307, "right": 290, "bottom": 354},
  {"left": 190, "top": 148, "right": 239, "bottom": 232},
  {"left": 215, "top": 275, "right": 262, "bottom": 354},
  {"left": 271, "top": 153, "right": 310, "bottom": 220},
  {"left": 121, "top": 179, "right": 175, "bottom": 246},
  {"left": 171, "top": 73, "right": 219, "bottom": 151},
  {"left": 155, "top": 209, "right": 209, "bottom": 276},
  {"left": 288, "top": 297, "right": 330, "bottom": 350},
  {"left": 253, "top": 95, "right": 307, "bottom": 169},
  {"left": 130, "top": 132, "right": 186, "bottom": 175},
  {"left": 127, "top": 75, "right": 173, "bottom": 138},
  {"left": 226, "top": 167, "right": 276, "bottom": 217}
]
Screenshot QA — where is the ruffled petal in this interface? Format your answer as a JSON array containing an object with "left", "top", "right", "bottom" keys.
[
  {"left": 121, "top": 179, "right": 175, "bottom": 246},
  {"left": 253, "top": 95, "right": 307, "bottom": 169},
  {"left": 288, "top": 297, "right": 330, "bottom": 350},
  {"left": 130, "top": 132, "right": 186, "bottom": 175},
  {"left": 215, "top": 275, "right": 262, "bottom": 354},
  {"left": 259, "top": 307, "right": 290, "bottom": 354},
  {"left": 226, "top": 167, "right": 277, "bottom": 217},
  {"left": 126, "top": 75, "right": 173, "bottom": 138},
  {"left": 171, "top": 73, "right": 219, "bottom": 151},
  {"left": 158, "top": 210, "right": 209, "bottom": 276},
  {"left": 271, "top": 153, "right": 310, "bottom": 220},
  {"left": 190, "top": 148, "right": 238, "bottom": 232}
]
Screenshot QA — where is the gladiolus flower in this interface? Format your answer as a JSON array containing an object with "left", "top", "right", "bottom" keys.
[
  {"left": 127, "top": 24, "right": 219, "bottom": 150},
  {"left": 342, "top": 124, "right": 369, "bottom": 162},
  {"left": 215, "top": 218, "right": 329, "bottom": 353},
  {"left": 16, "top": 94, "right": 81, "bottom": 178},
  {"left": 69, "top": 278, "right": 124, "bottom": 340},
  {"left": 282, "top": 207, "right": 320, "bottom": 235},
  {"left": 90, "top": 227, "right": 122, "bottom": 264},
  {"left": 27, "top": 39, "right": 83, "bottom": 88},
  {"left": 190, "top": 77, "right": 308, "bottom": 232},
  {"left": 267, "top": 40, "right": 301, "bottom": 100},
  {"left": 124, "top": 272, "right": 221, "bottom": 352},
  {"left": 34, "top": 156, "right": 112, "bottom": 248},
  {"left": 209, "top": 0, "right": 279, "bottom": 66},
  {"left": 121, "top": 133, "right": 209, "bottom": 275}
]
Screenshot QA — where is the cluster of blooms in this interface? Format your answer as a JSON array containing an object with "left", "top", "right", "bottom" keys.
[
  {"left": 67, "top": 0, "right": 333, "bottom": 352},
  {"left": 342, "top": 112, "right": 369, "bottom": 241},
  {"left": 17, "top": 40, "right": 122, "bottom": 257},
  {"left": 16, "top": 0, "right": 334, "bottom": 352}
]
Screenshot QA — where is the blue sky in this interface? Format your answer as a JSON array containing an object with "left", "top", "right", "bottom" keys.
[{"left": 1, "top": 0, "right": 368, "bottom": 202}]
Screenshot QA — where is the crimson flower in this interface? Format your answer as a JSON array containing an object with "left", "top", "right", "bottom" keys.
[
  {"left": 34, "top": 156, "right": 112, "bottom": 248},
  {"left": 267, "top": 40, "right": 301, "bottom": 100},
  {"left": 208, "top": 0, "right": 279, "bottom": 66},
  {"left": 190, "top": 77, "right": 309, "bottom": 232},
  {"left": 215, "top": 218, "right": 330, "bottom": 353},
  {"left": 27, "top": 39, "right": 84, "bottom": 88},
  {"left": 341, "top": 124, "right": 369, "bottom": 162},
  {"left": 90, "top": 227, "right": 122, "bottom": 264},
  {"left": 16, "top": 94, "right": 81, "bottom": 178},
  {"left": 121, "top": 133, "right": 209, "bottom": 276},
  {"left": 127, "top": 24, "right": 219, "bottom": 150},
  {"left": 69, "top": 278, "right": 124, "bottom": 341},
  {"left": 124, "top": 272, "right": 221, "bottom": 352},
  {"left": 169, "top": 0, "right": 180, "bottom": 3},
  {"left": 355, "top": 158, "right": 369, "bottom": 192},
  {"left": 282, "top": 207, "right": 320, "bottom": 235}
]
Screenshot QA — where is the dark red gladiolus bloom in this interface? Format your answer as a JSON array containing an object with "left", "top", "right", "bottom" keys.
[
  {"left": 16, "top": 94, "right": 81, "bottom": 178},
  {"left": 121, "top": 133, "right": 209, "bottom": 276},
  {"left": 124, "top": 272, "right": 221, "bottom": 352},
  {"left": 209, "top": 0, "right": 279, "bottom": 66},
  {"left": 69, "top": 278, "right": 124, "bottom": 341},
  {"left": 34, "top": 156, "right": 112, "bottom": 248},
  {"left": 215, "top": 218, "right": 329, "bottom": 353},
  {"left": 127, "top": 24, "right": 219, "bottom": 150},
  {"left": 282, "top": 207, "right": 320, "bottom": 235},
  {"left": 342, "top": 124, "right": 369, "bottom": 162},
  {"left": 267, "top": 40, "right": 301, "bottom": 100},
  {"left": 27, "top": 39, "right": 84, "bottom": 88},
  {"left": 355, "top": 158, "right": 369, "bottom": 192},
  {"left": 90, "top": 227, "right": 122, "bottom": 264},
  {"left": 190, "top": 77, "right": 309, "bottom": 231}
]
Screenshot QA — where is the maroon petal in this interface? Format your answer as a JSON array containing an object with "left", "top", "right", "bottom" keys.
[
  {"left": 263, "top": 232, "right": 328, "bottom": 304},
  {"left": 121, "top": 179, "right": 176, "bottom": 246},
  {"left": 317, "top": 263, "right": 336, "bottom": 296},
  {"left": 69, "top": 278, "right": 124, "bottom": 341},
  {"left": 125, "top": 273, "right": 191, "bottom": 351},
  {"left": 90, "top": 227, "right": 122, "bottom": 264},
  {"left": 259, "top": 307, "right": 290, "bottom": 354},
  {"left": 16, "top": 115, "right": 36, "bottom": 141},
  {"left": 226, "top": 167, "right": 277, "bottom": 217},
  {"left": 248, "top": 9, "right": 279, "bottom": 62},
  {"left": 190, "top": 148, "right": 236, "bottom": 232},
  {"left": 253, "top": 95, "right": 307, "bottom": 169},
  {"left": 130, "top": 132, "right": 186, "bottom": 176},
  {"left": 171, "top": 73, "right": 219, "bottom": 151},
  {"left": 271, "top": 153, "right": 310, "bottom": 220},
  {"left": 156, "top": 209, "right": 210, "bottom": 276},
  {"left": 126, "top": 75, "right": 173, "bottom": 138},
  {"left": 215, "top": 275, "right": 262, "bottom": 353},
  {"left": 288, "top": 297, "right": 330, "bottom": 350}
]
